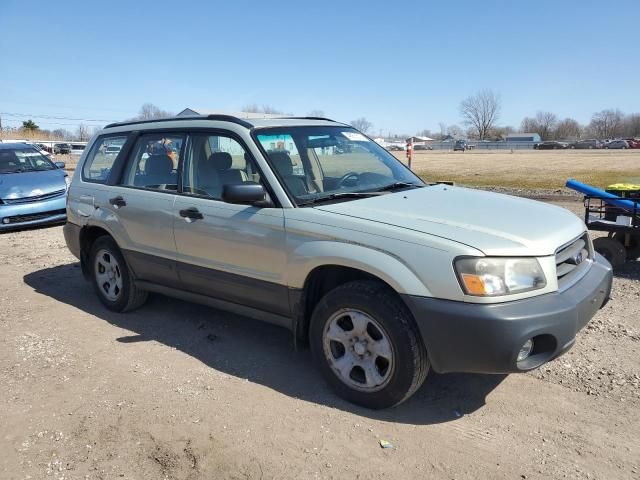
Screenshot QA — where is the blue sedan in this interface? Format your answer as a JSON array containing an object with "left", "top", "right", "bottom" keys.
[{"left": 0, "top": 143, "right": 69, "bottom": 230}]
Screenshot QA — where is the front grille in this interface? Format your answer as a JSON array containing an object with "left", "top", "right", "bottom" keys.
[
  {"left": 556, "top": 233, "right": 591, "bottom": 289},
  {"left": 2, "top": 189, "right": 66, "bottom": 205},
  {"left": 2, "top": 209, "right": 66, "bottom": 225}
]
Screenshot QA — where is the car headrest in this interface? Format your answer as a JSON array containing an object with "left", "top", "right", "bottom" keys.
[
  {"left": 209, "top": 152, "right": 233, "bottom": 171},
  {"left": 269, "top": 151, "right": 293, "bottom": 176},
  {"left": 145, "top": 154, "right": 173, "bottom": 175}
]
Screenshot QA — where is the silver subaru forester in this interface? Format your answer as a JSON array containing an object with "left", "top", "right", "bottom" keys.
[{"left": 64, "top": 114, "right": 612, "bottom": 409}]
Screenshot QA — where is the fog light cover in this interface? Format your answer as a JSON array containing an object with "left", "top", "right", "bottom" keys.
[
  {"left": 2, "top": 218, "right": 9, "bottom": 225},
  {"left": 517, "top": 339, "right": 534, "bottom": 362}
]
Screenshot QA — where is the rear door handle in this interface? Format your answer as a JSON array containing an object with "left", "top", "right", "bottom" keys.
[
  {"left": 109, "top": 196, "right": 127, "bottom": 208},
  {"left": 179, "top": 207, "right": 204, "bottom": 221}
]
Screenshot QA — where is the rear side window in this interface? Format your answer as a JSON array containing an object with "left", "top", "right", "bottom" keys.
[
  {"left": 82, "top": 135, "right": 128, "bottom": 183},
  {"left": 120, "top": 133, "right": 184, "bottom": 192}
]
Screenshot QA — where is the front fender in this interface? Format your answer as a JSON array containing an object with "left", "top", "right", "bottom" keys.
[{"left": 285, "top": 240, "right": 432, "bottom": 297}]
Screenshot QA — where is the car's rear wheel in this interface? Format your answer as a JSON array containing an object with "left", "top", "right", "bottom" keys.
[
  {"left": 309, "top": 281, "right": 429, "bottom": 409},
  {"left": 90, "top": 236, "right": 147, "bottom": 312}
]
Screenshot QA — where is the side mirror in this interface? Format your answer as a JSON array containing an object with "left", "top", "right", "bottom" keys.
[
  {"left": 55, "top": 161, "right": 66, "bottom": 169},
  {"left": 222, "top": 183, "right": 271, "bottom": 207}
]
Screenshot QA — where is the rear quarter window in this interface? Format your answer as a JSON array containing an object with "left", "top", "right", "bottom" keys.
[{"left": 82, "top": 135, "right": 129, "bottom": 183}]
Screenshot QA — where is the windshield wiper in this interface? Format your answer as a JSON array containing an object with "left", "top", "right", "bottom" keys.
[
  {"left": 374, "top": 181, "right": 424, "bottom": 192},
  {"left": 297, "top": 191, "right": 384, "bottom": 207}
]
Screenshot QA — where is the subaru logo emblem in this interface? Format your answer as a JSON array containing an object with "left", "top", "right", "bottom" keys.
[{"left": 573, "top": 252, "right": 584, "bottom": 265}]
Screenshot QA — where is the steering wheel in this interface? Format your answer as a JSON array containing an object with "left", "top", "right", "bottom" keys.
[{"left": 336, "top": 171, "right": 360, "bottom": 188}]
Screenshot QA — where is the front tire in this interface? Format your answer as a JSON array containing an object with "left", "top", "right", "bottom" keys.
[
  {"left": 90, "top": 236, "right": 148, "bottom": 312},
  {"left": 309, "top": 281, "right": 429, "bottom": 409}
]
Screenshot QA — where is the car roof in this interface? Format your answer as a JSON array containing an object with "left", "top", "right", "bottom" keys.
[
  {"left": 0, "top": 142, "right": 33, "bottom": 150},
  {"left": 103, "top": 114, "right": 348, "bottom": 132}
]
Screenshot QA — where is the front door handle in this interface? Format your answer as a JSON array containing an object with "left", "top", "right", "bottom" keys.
[
  {"left": 109, "top": 196, "right": 126, "bottom": 209},
  {"left": 179, "top": 207, "right": 204, "bottom": 221}
]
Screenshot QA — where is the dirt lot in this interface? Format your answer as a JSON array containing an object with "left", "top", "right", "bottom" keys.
[
  {"left": 392, "top": 150, "right": 640, "bottom": 189},
  {"left": 1, "top": 196, "right": 639, "bottom": 480}
]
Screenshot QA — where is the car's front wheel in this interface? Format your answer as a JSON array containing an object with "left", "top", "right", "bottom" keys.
[
  {"left": 90, "top": 236, "right": 148, "bottom": 312},
  {"left": 309, "top": 281, "right": 429, "bottom": 409}
]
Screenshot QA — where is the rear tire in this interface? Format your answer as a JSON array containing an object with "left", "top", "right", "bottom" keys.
[
  {"left": 89, "top": 236, "right": 148, "bottom": 312},
  {"left": 309, "top": 281, "right": 429, "bottom": 409},
  {"left": 593, "top": 237, "right": 626, "bottom": 267}
]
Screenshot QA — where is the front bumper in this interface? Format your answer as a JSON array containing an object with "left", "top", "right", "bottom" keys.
[
  {"left": 402, "top": 253, "right": 613, "bottom": 374},
  {"left": 0, "top": 195, "right": 67, "bottom": 231}
]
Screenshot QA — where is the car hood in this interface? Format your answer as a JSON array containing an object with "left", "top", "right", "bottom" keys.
[
  {"left": 315, "top": 185, "right": 585, "bottom": 256},
  {"left": 0, "top": 169, "right": 67, "bottom": 199}
]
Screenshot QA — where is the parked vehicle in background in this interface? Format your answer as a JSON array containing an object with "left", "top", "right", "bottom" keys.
[
  {"left": 534, "top": 141, "right": 569, "bottom": 150},
  {"left": 0, "top": 143, "right": 68, "bottom": 230},
  {"left": 453, "top": 140, "right": 468, "bottom": 151},
  {"left": 32, "top": 143, "right": 53, "bottom": 157},
  {"left": 386, "top": 144, "right": 405, "bottom": 151},
  {"left": 54, "top": 143, "right": 72, "bottom": 154},
  {"left": 414, "top": 143, "right": 433, "bottom": 151},
  {"left": 604, "top": 140, "right": 629, "bottom": 149},
  {"left": 573, "top": 139, "right": 603, "bottom": 149},
  {"left": 63, "top": 114, "right": 613, "bottom": 409},
  {"left": 105, "top": 145, "right": 122, "bottom": 155},
  {"left": 624, "top": 138, "right": 640, "bottom": 149}
]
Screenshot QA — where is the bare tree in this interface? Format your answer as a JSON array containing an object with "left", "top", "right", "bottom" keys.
[
  {"left": 520, "top": 111, "right": 558, "bottom": 140},
  {"left": 537, "top": 111, "right": 557, "bottom": 140},
  {"left": 242, "top": 104, "right": 283, "bottom": 115},
  {"left": 459, "top": 89, "right": 501, "bottom": 140},
  {"left": 589, "top": 109, "right": 623, "bottom": 139},
  {"left": 438, "top": 122, "right": 447, "bottom": 140},
  {"left": 52, "top": 128, "right": 73, "bottom": 140},
  {"left": 555, "top": 118, "right": 582, "bottom": 140},
  {"left": 489, "top": 125, "right": 515, "bottom": 140},
  {"left": 621, "top": 113, "right": 640, "bottom": 138},
  {"left": 307, "top": 109, "right": 325, "bottom": 117},
  {"left": 76, "top": 123, "right": 91, "bottom": 141},
  {"left": 447, "top": 125, "right": 464, "bottom": 138},
  {"left": 135, "top": 103, "right": 173, "bottom": 120},
  {"left": 350, "top": 117, "right": 373, "bottom": 133},
  {"left": 417, "top": 129, "right": 433, "bottom": 138}
]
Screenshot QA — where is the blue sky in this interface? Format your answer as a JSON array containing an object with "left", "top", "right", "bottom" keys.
[{"left": 1, "top": 0, "right": 638, "bottom": 135}]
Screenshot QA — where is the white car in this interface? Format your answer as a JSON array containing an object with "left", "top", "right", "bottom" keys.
[{"left": 64, "top": 114, "right": 613, "bottom": 409}]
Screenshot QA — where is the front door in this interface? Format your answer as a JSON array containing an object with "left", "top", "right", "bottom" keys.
[{"left": 173, "top": 132, "right": 289, "bottom": 316}]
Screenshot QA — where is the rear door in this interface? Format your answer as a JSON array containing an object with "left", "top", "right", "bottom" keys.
[
  {"left": 101, "top": 131, "right": 185, "bottom": 285},
  {"left": 173, "top": 131, "right": 289, "bottom": 317}
]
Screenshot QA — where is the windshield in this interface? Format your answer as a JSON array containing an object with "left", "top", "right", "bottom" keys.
[
  {"left": 255, "top": 126, "right": 423, "bottom": 205},
  {"left": 0, "top": 147, "right": 57, "bottom": 174}
]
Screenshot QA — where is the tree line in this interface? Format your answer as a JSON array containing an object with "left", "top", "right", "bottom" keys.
[
  {"left": 5, "top": 99, "right": 638, "bottom": 143},
  {"left": 430, "top": 89, "right": 640, "bottom": 141}
]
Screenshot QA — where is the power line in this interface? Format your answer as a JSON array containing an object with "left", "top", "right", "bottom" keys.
[{"left": 0, "top": 111, "right": 118, "bottom": 122}]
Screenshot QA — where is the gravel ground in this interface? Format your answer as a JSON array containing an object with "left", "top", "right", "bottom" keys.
[{"left": 1, "top": 196, "right": 639, "bottom": 479}]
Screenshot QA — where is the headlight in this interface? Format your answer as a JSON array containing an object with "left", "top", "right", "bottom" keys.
[
  {"left": 64, "top": 175, "right": 71, "bottom": 188},
  {"left": 455, "top": 257, "right": 546, "bottom": 296}
]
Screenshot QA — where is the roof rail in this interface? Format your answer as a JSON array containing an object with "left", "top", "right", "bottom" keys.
[
  {"left": 104, "top": 114, "right": 254, "bottom": 129},
  {"left": 205, "top": 114, "right": 253, "bottom": 128},
  {"left": 277, "top": 116, "right": 343, "bottom": 123}
]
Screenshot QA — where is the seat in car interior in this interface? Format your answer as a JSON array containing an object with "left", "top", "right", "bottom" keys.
[
  {"left": 196, "top": 153, "right": 221, "bottom": 197},
  {"left": 209, "top": 152, "right": 247, "bottom": 185},
  {"left": 268, "top": 151, "right": 309, "bottom": 197},
  {"left": 141, "top": 154, "right": 175, "bottom": 187}
]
